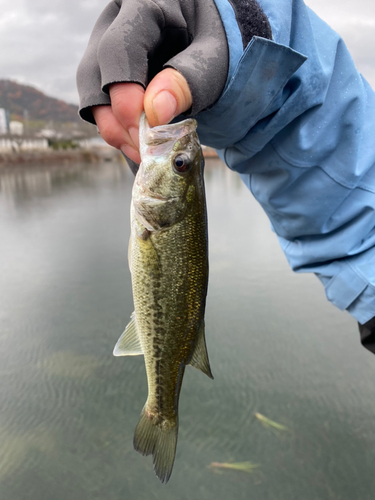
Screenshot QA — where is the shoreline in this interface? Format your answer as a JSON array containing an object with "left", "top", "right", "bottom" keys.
[
  {"left": 0, "top": 145, "right": 218, "bottom": 169},
  {"left": 0, "top": 149, "right": 118, "bottom": 167}
]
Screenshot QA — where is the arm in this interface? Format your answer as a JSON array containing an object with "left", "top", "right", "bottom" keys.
[{"left": 196, "top": 0, "right": 375, "bottom": 331}]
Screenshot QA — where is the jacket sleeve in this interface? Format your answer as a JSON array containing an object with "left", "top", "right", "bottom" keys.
[{"left": 196, "top": 0, "right": 375, "bottom": 324}]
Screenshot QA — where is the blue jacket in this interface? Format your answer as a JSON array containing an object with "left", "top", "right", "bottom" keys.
[{"left": 196, "top": 0, "right": 375, "bottom": 324}]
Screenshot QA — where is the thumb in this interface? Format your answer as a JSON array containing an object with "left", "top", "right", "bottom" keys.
[{"left": 144, "top": 68, "right": 193, "bottom": 127}]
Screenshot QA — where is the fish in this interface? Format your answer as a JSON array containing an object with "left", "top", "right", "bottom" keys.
[{"left": 114, "top": 113, "right": 212, "bottom": 483}]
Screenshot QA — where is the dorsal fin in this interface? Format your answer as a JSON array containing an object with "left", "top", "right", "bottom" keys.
[
  {"left": 113, "top": 312, "right": 143, "bottom": 356},
  {"left": 188, "top": 321, "right": 213, "bottom": 379}
]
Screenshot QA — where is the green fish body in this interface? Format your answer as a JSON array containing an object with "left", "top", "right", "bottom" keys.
[{"left": 114, "top": 114, "right": 212, "bottom": 483}]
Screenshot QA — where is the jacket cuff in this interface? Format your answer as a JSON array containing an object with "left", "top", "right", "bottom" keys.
[
  {"left": 325, "top": 262, "right": 375, "bottom": 324},
  {"left": 196, "top": 37, "right": 307, "bottom": 149}
]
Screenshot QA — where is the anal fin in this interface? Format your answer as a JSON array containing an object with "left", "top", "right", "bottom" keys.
[
  {"left": 188, "top": 321, "right": 213, "bottom": 379},
  {"left": 113, "top": 312, "right": 143, "bottom": 356}
]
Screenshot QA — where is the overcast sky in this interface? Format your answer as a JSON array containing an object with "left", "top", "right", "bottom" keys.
[{"left": 0, "top": 0, "right": 374, "bottom": 106}]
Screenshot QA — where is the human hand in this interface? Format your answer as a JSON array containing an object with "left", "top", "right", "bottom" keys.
[
  {"left": 77, "top": 0, "right": 230, "bottom": 164},
  {"left": 92, "top": 69, "right": 193, "bottom": 164}
]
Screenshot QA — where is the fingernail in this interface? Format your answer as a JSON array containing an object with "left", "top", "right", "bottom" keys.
[
  {"left": 128, "top": 127, "right": 139, "bottom": 149},
  {"left": 152, "top": 91, "right": 177, "bottom": 125}
]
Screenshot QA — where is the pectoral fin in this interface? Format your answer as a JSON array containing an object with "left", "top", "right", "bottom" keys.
[
  {"left": 188, "top": 321, "right": 213, "bottom": 379},
  {"left": 113, "top": 312, "right": 143, "bottom": 356}
]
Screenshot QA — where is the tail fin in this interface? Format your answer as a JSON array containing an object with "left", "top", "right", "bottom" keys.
[{"left": 133, "top": 408, "right": 178, "bottom": 483}]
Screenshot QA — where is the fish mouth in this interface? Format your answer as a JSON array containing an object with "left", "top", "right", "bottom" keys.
[{"left": 139, "top": 113, "right": 197, "bottom": 157}]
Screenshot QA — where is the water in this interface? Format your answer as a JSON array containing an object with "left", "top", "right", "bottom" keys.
[{"left": 1, "top": 160, "right": 375, "bottom": 500}]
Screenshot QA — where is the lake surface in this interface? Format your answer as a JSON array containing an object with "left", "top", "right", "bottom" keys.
[{"left": 1, "top": 159, "right": 375, "bottom": 500}]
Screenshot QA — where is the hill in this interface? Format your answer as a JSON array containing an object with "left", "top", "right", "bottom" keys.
[{"left": 0, "top": 79, "right": 80, "bottom": 123}]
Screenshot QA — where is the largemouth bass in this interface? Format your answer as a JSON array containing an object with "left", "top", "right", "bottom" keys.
[{"left": 114, "top": 113, "right": 212, "bottom": 483}]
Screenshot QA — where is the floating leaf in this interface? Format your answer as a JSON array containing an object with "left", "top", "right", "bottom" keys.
[
  {"left": 209, "top": 461, "right": 260, "bottom": 473},
  {"left": 254, "top": 412, "right": 289, "bottom": 432}
]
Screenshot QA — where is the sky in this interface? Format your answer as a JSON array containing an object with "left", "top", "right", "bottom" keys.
[{"left": 0, "top": 0, "right": 374, "bottom": 106}]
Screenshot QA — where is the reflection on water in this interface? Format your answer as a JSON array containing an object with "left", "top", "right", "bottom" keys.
[
  {"left": 38, "top": 351, "right": 102, "bottom": 380},
  {"left": 1, "top": 160, "right": 375, "bottom": 500},
  {"left": 0, "top": 162, "right": 133, "bottom": 210}
]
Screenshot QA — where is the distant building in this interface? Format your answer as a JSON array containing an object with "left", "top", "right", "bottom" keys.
[
  {"left": 9, "top": 121, "right": 24, "bottom": 135},
  {"left": 38, "top": 128, "right": 57, "bottom": 139},
  {"left": 0, "top": 108, "right": 8, "bottom": 135}
]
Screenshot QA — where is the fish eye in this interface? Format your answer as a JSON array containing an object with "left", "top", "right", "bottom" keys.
[{"left": 173, "top": 154, "right": 191, "bottom": 173}]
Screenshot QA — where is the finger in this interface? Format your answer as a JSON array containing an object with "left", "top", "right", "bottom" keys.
[
  {"left": 144, "top": 68, "right": 192, "bottom": 127},
  {"left": 93, "top": 105, "right": 141, "bottom": 164},
  {"left": 109, "top": 83, "right": 145, "bottom": 151},
  {"left": 120, "top": 145, "right": 141, "bottom": 165}
]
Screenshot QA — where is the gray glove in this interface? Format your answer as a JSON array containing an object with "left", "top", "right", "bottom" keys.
[
  {"left": 77, "top": 0, "right": 228, "bottom": 124},
  {"left": 77, "top": 0, "right": 272, "bottom": 124}
]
